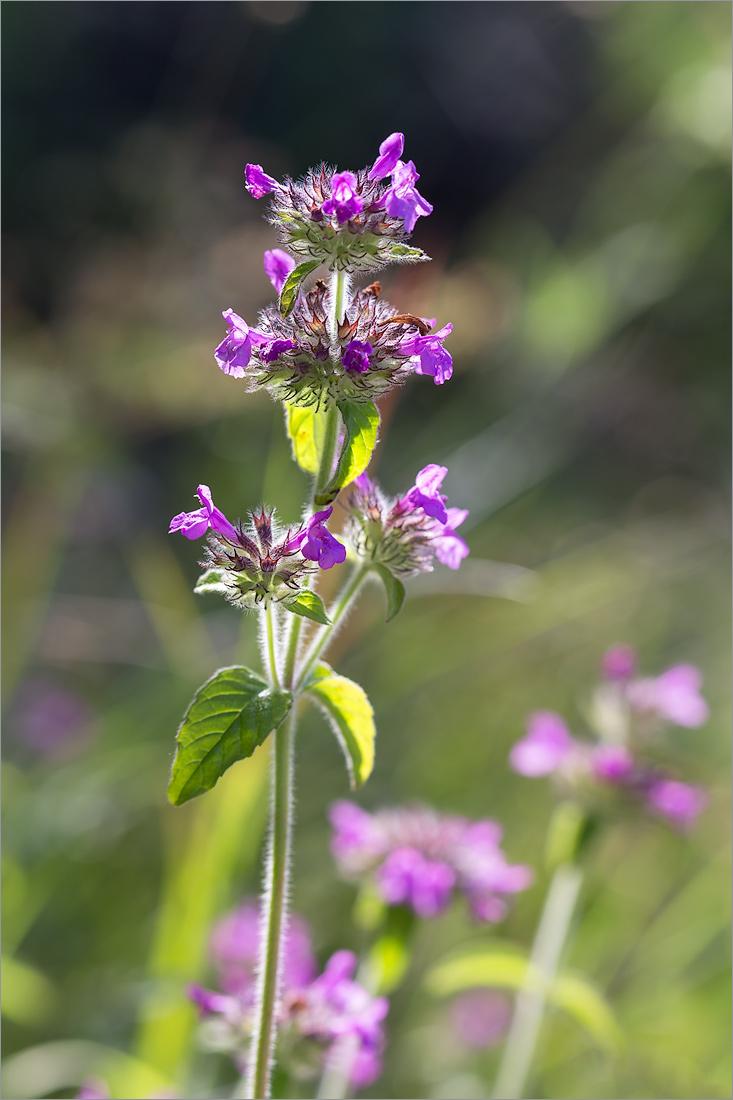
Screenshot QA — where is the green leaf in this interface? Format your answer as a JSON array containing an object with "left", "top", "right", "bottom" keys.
[
  {"left": 553, "top": 973, "right": 621, "bottom": 1052},
  {"left": 371, "top": 564, "right": 405, "bottom": 621},
  {"left": 193, "top": 567, "right": 229, "bottom": 596},
  {"left": 360, "top": 933, "right": 411, "bottom": 996},
  {"left": 282, "top": 589, "right": 331, "bottom": 625},
  {"left": 383, "top": 242, "right": 430, "bottom": 263},
  {"left": 168, "top": 666, "right": 291, "bottom": 806},
  {"left": 315, "top": 400, "right": 379, "bottom": 506},
  {"left": 286, "top": 403, "right": 330, "bottom": 475},
  {"left": 426, "top": 947, "right": 531, "bottom": 997},
  {"left": 306, "top": 661, "right": 376, "bottom": 788},
  {"left": 279, "top": 259, "right": 320, "bottom": 317}
]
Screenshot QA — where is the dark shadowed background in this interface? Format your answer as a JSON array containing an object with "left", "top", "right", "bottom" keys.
[{"left": 2, "top": 3, "right": 731, "bottom": 1099}]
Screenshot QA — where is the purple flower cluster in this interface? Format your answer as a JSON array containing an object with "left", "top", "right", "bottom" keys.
[
  {"left": 329, "top": 802, "right": 532, "bottom": 922},
  {"left": 189, "top": 901, "right": 388, "bottom": 1088},
  {"left": 344, "top": 464, "right": 469, "bottom": 578},
  {"left": 169, "top": 485, "right": 345, "bottom": 610},
  {"left": 244, "top": 133, "right": 432, "bottom": 271},
  {"left": 213, "top": 259, "right": 453, "bottom": 406},
  {"left": 509, "top": 647, "right": 709, "bottom": 829}
]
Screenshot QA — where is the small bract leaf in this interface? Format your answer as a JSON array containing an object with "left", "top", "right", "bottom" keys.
[
  {"left": 384, "top": 243, "right": 430, "bottom": 264},
  {"left": 279, "top": 259, "right": 320, "bottom": 317},
  {"left": 286, "top": 403, "right": 329, "bottom": 475},
  {"left": 306, "top": 661, "right": 376, "bottom": 788},
  {"left": 193, "top": 567, "right": 229, "bottom": 596},
  {"left": 315, "top": 400, "right": 379, "bottom": 505},
  {"left": 168, "top": 666, "right": 291, "bottom": 806},
  {"left": 426, "top": 947, "right": 531, "bottom": 997},
  {"left": 283, "top": 590, "right": 331, "bottom": 625},
  {"left": 371, "top": 564, "right": 405, "bottom": 621},
  {"left": 553, "top": 973, "right": 621, "bottom": 1052}
]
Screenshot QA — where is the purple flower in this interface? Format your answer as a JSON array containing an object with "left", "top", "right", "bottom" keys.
[
  {"left": 627, "top": 664, "right": 709, "bottom": 728},
  {"left": 399, "top": 322, "right": 453, "bottom": 384},
  {"left": 14, "top": 680, "right": 93, "bottom": 756},
  {"left": 295, "top": 506, "right": 347, "bottom": 570},
  {"left": 188, "top": 983, "right": 241, "bottom": 1018},
  {"left": 433, "top": 507, "right": 470, "bottom": 570},
  {"left": 322, "top": 171, "right": 363, "bottom": 224},
  {"left": 450, "top": 989, "right": 510, "bottom": 1049},
  {"left": 245, "top": 163, "right": 280, "bottom": 199},
  {"left": 261, "top": 338, "right": 297, "bottom": 363},
  {"left": 646, "top": 779, "right": 707, "bottom": 829},
  {"left": 330, "top": 802, "right": 532, "bottom": 923},
  {"left": 377, "top": 847, "right": 456, "bottom": 917},
  {"left": 405, "top": 464, "right": 449, "bottom": 523},
  {"left": 214, "top": 309, "right": 268, "bottom": 378},
  {"left": 592, "top": 744, "right": 634, "bottom": 783},
  {"left": 263, "top": 248, "right": 296, "bottom": 293},
  {"left": 342, "top": 339, "right": 373, "bottom": 374},
  {"left": 169, "top": 484, "right": 239, "bottom": 543},
  {"left": 384, "top": 159, "right": 433, "bottom": 232},
  {"left": 368, "top": 132, "right": 405, "bottom": 180},
  {"left": 602, "top": 645, "right": 637, "bottom": 681},
  {"left": 509, "top": 711, "right": 574, "bottom": 777},
  {"left": 209, "top": 901, "right": 316, "bottom": 1000},
  {"left": 76, "top": 1085, "right": 110, "bottom": 1100}
]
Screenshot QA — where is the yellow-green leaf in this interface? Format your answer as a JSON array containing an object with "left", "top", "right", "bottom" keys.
[
  {"left": 553, "top": 973, "right": 621, "bottom": 1052},
  {"left": 426, "top": 947, "right": 531, "bottom": 997},
  {"left": 315, "top": 400, "right": 379, "bottom": 505},
  {"left": 286, "top": 403, "right": 330, "bottom": 475},
  {"left": 279, "top": 258, "right": 320, "bottom": 317},
  {"left": 306, "top": 661, "right": 375, "bottom": 787}
]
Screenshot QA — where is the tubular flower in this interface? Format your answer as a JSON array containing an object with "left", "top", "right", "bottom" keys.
[
  {"left": 369, "top": 132, "right": 405, "bottom": 181},
  {"left": 508, "top": 647, "right": 709, "bottom": 830},
  {"left": 245, "top": 163, "right": 281, "bottom": 199},
  {"left": 321, "top": 171, "right": 364, "bottom": 224},
  {"left": 384, "top": 159, "right": 434, "bottom": 233},
  {"left": 217, "top": 281, "right": 453, "bottom": 408},
  {"left": 329, "top": 802, "right": 532, "bottom": 923},
  {"left": 189, "top": 901, "right": 388, "bottom": 1089},
  {"left": 170, "top": 488, "right": 346, "bottom": 610},
  {"left": 263, "top": 248, "right": 296, "bottom": 294},
  {"left": 343, "top": 465, "right": 468, "bottom": 579}
]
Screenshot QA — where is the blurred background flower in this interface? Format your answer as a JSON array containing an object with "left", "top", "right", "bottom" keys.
[{"left": 2, "top": 3, "right": 730, "bottom": 1099}]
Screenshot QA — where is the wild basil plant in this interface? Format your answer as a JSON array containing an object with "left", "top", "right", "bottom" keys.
[{"left": 167, "top": 134, "right": 467, "bottom": 1100}]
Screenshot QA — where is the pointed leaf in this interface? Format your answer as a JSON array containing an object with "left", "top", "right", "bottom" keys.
[
  {"left": 371, "top": 564, "right": 405, "bottom": 621},
  {"left": 193, "top": 567, "right": 229, "bottom": 596},
  {"left": 282, "top": 590, "right": 331, "bottom": 625},
  {"left": 306, "top": 661, "right": 375, "bottom": 788},
  {"left": 553, "top": 973, "right": 621, "bottom": 1052},
  {"left": 384, "top": 242, "right": 430, "bottom": 264},
  {"left": 315, "top": 400, "right": 379, "bottom": 505},
  {"left": 426, "top": 947, "right": 531, "bottom": 997},
  {"left": 168, "top": 666, "right": 291, "bottom": 806},
  {"left": 286, "top": 403, "right": 330, "bottom": 475},
  {"left": 279, "top": 259, "right": 320, "bottom": 317}
]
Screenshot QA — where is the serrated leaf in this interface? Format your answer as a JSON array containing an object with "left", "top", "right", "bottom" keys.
[
  {"left": 426, "top": 947, "right": 531, "bottom": 997},
  {"left": 279, "top": 259, "right": 320, "bottom": 317},
  {"left": 315, "top": 400, "right": 379, "bottom": 505},
  {"left": 168, "top": 666, "right": 291, "bottom": 806},
  {"left": 306, "top": 661, "right": 375, "bottom": 788},
  {"left": 371, "top": 564, "right": 405, "bottom": 621},
  {"left": 282, "top": 589, "right": 330, "bottom": 625},
  {"left": 285, "top": 403, "right": 330, "bottom": 475},
  {"left": 193, "top": 567, "right": 229, "bottom": 596},
  {"left": 384, "top": 243, "right": 430, "bottom": 263},
  {"left": 553, "top": 973, "right": 621, "bottom": 1052}
]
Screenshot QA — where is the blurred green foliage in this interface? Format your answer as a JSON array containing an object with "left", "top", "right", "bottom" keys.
[{"left": 2, "top": 3, "right": 730, "bottom": 1098}]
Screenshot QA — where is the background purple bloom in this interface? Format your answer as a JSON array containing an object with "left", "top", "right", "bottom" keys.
[
  {"left": 646, "top": 779, "right": 707, "bottom": 829},
  {"left": 627, "top": 664, "right": 709, "bottom": 728},
  {"left": 592, "top": 744, "right": 634, "bottom": 783},
  {"left": 509, "top": 711, "right": 574, "bottom": 777},
  {"left": 450, "top": 989, "right": 511, "bottom": 1049},
  {"left": 602, "top": 644, "right": 637, "bottom": 681},
  {"left": 209, "top": 901, "right": 316, "bottom": 999}
]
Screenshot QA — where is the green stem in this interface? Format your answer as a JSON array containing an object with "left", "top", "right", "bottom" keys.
[
  {"left": 242, "top": 708, "right": 296, "bottom": 1100},
  {"left": 295, "top": 565, "right": 369, "bottom": 692},
  {"left": 328, "top": 268, "right": 350, "bottom": 343},
  {"left": 492, "top": 862, "right": 583, "bottom": 1100},
  {"left": 265, "top": 604, "right": 281, "bottom": 691}
]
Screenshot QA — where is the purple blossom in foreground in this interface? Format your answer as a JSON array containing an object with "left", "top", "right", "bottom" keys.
[
  {"left": 245, "top": 163, "right": 280, "bottom": 199},
  {"left": 342, "top": 339, "right": 373, "bottom": 375},
  {"left": 384, "top": 159, "right": 433, "bottom": 233},
  {"left": 368, "top": 132, "right": 404, "bottom": 180},
  {"left": 344, "top": 464, "right": 468, "bottom": 579},
  {"left": 329, "top": 802, "right": 532, "bottom": 923},
  {"left": 189, "top": 901, "right": 388, "bottom": 1088},
  {"left": 508, "top": 647, "right": 709, "bottom": 830},
  {"left": 169, "top": 484, "right": 239, "bottom": 543},
  {"left": 214, "top": 309, "right": 268, "bottom": 378},
  {"left": 264, "top": 248, "right": 296, "bottom": 294},
  {"left": 321, "top": 171, "right": 364, "bottom": 224},
  {"left": 399, "top": 322, "right": 453, "bottom": 384},
  {"left": 288, "top": 506, "right": 347, "bottom": 569}
]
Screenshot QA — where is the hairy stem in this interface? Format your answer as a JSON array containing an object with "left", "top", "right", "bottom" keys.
[
  {"left": 328, "top": 267, "right": 350, "bottom": 344},
  {"left": 243, "top": 708, "right": 296, "bottom": 1100},
  {"left": 296, "top": 565, "right": 369, "bottom": 691},
  {"left": 492, "top": 862, "right": 583, "bottom": 1100},
  {"left": 265, "top": 603, "right": 281, "bottom": 691}
]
